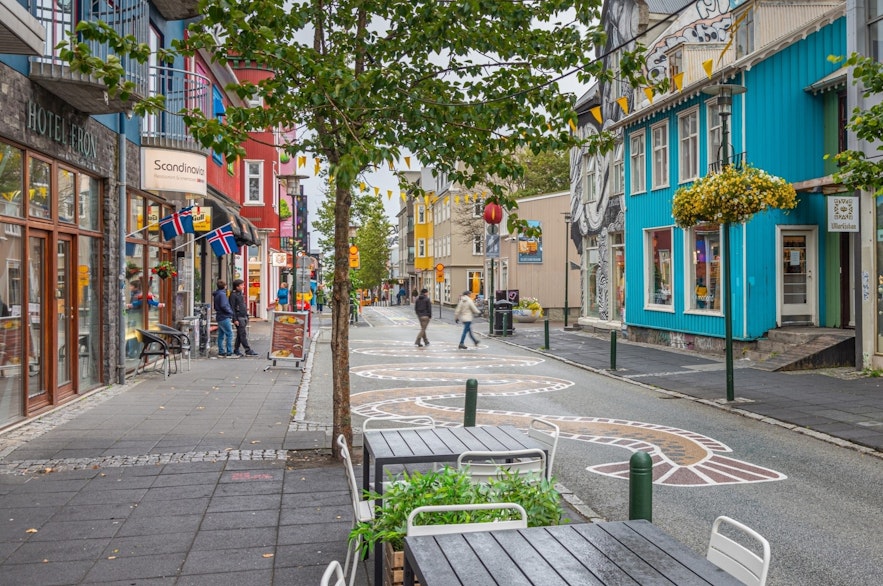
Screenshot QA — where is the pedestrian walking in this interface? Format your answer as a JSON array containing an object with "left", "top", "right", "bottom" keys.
[
  {"left": 275, "top": 282, "right": 290, "bottom": 311},
  {"left": 213, "top": 280, "right": 236, "bottom": 358},
  {"left": 454, "top": 290, "right": 481, "bottom": 349},
  {"left": 414, "top": 288, "right": 432, "bottom": 347},
  {"left": 397, "top": 285, "right": 406, "bottom": 305},
  {"left": 230, "top": 279, "right": 258, "bottom": 356},
  {"left": 316, "top": 286, "right": 326, "bottom": 313}
]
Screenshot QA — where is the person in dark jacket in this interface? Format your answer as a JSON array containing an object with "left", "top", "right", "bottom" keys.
[
  {"left": 230, "top": 279, "right": 258, "bottom": 357},
  {"left": 213, "top": 280, "right": 236, "bottom": 358},
  {"left": 414, "top": 288, "right": 432, "bottom": 347}
]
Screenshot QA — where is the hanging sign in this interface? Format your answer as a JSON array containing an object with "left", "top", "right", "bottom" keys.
[
  {"left": 827, "top": 196, "right": 859, "bottom": 233},
  {"left": 141, "top": 148, "right": 207, "bottom": 195}
]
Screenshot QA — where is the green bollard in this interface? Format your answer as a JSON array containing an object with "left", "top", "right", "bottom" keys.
[
  {"left": 544, "top": 315, "right": 550, "bottom": 350},
  {"left": 610, "top": 329, "right": 617, "bottom": 370},
  {"left": 463, "top": 379, "right": 478, "bottom": 427},
  {"left": 628, "top": 451, "right": 653, "bottom": 521}
]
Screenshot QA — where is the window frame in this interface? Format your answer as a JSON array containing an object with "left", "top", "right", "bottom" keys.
[
  {"left": 707, "top": 100, "right": 723, "bottom": 167},
  {"left": 612, "top": 142, "right": 624, "bottom": 196},
  {"left": 678, "top": 107, "right": 700, "bottom": 184},
  {"left": 245, "top": 160, "right": 263, "bottom": 205},
  {"left": 651, "top": 120, "right": 669, "bottom": 190},
  {"left": 684, "top": 223, "right": 722, "bottom": 313},
  {"left": 472, "top": 234, "right": 482, "bottom": 255},
  {"left": 582, "top": 152, "right": 597, "bottom": 203},
  {"left": 417, "top": 238, "right": 426, "bottom": 258},
  {"left": 645, "top": 226, "right": 674, "bottom": 310},
  {"left": 417, "top": 205, "right": 426, "bottom": 224},
  {"left": 629, "top": 129, "right": 646, "bottom": 195}
]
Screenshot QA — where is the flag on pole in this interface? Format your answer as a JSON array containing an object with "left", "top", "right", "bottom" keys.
[
  {"left": 207, "top": 224, "right": 239, "bottom": 257},
  {"left": 159, "top": 206, "right": 195, "bottom": 241}
]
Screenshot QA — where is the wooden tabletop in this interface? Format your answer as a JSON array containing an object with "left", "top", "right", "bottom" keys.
[{"left": 404, "top": 519, "right": 743, "bottom": 585}]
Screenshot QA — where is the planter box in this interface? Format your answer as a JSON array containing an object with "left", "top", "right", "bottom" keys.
[
  {"left": 512, "top": 309, "right": 538, "bottom": 323},
  {"left": 384, "top": 542, "right": 420, "bottom": 586}
]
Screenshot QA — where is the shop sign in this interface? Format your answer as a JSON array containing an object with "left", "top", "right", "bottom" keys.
[
  {"left": 827, "top": 196, "right": 859, "bottom": 233},
  {"left": 191, "top": 207, "right": 212, "bottom": 232},
  {"left": 271, "top": 252, "right": 288, "bottom": 267},
  {"left": 141, "top": 148, "right": 207, "bottom": 196},
  {"left": 26, "top": 100, "right": 98, "bottom": 159}
]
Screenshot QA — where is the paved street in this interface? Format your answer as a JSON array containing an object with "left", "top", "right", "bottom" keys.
[{"left": 0, "top": 305, "right": 881, "bottom": 584}]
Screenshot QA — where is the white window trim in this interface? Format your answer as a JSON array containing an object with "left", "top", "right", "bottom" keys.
[
  {"left": 417, "top": 238, "right": 426, "bottom": 257},
  {"left": 473, "top": 234, "right": 482, "bottom": 255},
  {"left": 245, "top": 160, "right": 263, "bottom": 205},
  {"left": 630, "top": 129, "right": 646, "bottom": 195},
  {"left": 651, "top": 121, "right": 669, "bottom": 190},
  {"left": 683, "top": 225, "right": 724, "bottom": 315},
  {"left": 417, "top": 205, "right": 426, "bottom": 224},
  {"left": 582, "top": 152, "right": 596, "bottom": 204},
  {"left": 645, "top": 227, "right": 675, "bottom": 312},
  {"left": 707, "top": 99, "right": 722, "bottom": 167},
  {"left": 678, "top": 107, "right": 699, "bottom": 184},
  {"left": 612, "top": 143, "right": 624, "bottom": 196}
]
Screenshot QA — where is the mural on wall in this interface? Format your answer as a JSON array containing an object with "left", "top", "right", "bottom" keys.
[{"left": 570, "top": 0, "right": 732, "bottom": 321}]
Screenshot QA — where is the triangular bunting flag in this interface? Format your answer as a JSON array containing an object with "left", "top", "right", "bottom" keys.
[
  {"left": 568, "top": 119, "right": 577, "bottom": 132},
  {"left": 673, "top": 72, "right": 684, "bottom": 92},
  {"left": 387, "top": 190, "right": 392, "bottom": 199},
  {"left": 616, "top": 96, "right": 629, "bottom": 115},
  {"left": 400, "top": 191, "right": 406, "bottom": 201},
  {"left": 298, "top": 155, "right": 306, "bottom": 168},
  {"left": 388, "top": 161, "right": 394, "bottom": 171},
  {"left": 443, "top": 196, "right": 449, "bottom": 205},
  {"left": 590, "top": 106, "right": 602, "bottom": 124},
  {"left": 643, "top": 87, "right": 654, "bottom": 104},
  {"left": 373, "top": 186, "right": 380, "bottom": 196},
  {"left": 702, "top": 59, "right": 714, "bottom": 79},
  {"left": 404, "top": 156, "right": 411, "bottom": 169},
  {"left": 359, "top": 182, "right": 366, "bottom": 191},
  {"left": 313, "top": 157, "right": 321, "bottom": 175}
]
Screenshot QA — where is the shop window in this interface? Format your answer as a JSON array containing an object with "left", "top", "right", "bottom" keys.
[
  {"left": 0, "top": 224, "right": 23, "bottom": 426},
  {"left": 688, "top": 224, "right": 721, "bottom": 311},
  {"left": 28, "top": 157, "right": 51, "bottom": 220},
  {"left": 646, "top": 227, "right": 673, "bottom": 307},
  {"left": 0, "top": 144, "right": 23, "bottom": 218},
  {"left": 78, "top": 175, "right": 100, "bottom": 232},
  {"left": 586, "top": 236, "right": 599, "bottom": 318},
  {"left": 58, "top": 168, "right": 75, "bottom": 223}
]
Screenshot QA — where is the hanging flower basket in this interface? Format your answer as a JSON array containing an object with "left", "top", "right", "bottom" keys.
[
  {"left": 672, "top": 164, "right": 797, "bottom": 228},
  {"left": 125, "top": 261, "right": 141, "bottom": 280},
  {"left": 151, "top": 260, "right": 177, "bottom": 280}
]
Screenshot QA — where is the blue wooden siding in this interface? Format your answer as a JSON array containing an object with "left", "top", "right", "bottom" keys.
[{"left": 624, "top": 18, "right": 844, "bottom": 341}]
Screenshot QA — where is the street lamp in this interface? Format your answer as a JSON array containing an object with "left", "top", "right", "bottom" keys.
[
  {"left": 563, "top": 212, "right": 572, "bottom": 328},
  {"left": 702, "top": 82, "right": 746, "bottom": 402},
  {"left": 279, "top": 173, "right": 308, "bottom": 307}
]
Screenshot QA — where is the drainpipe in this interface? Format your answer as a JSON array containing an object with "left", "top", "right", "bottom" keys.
[{"left": 118, "top": 112, "right": 127, "bottom": 385}]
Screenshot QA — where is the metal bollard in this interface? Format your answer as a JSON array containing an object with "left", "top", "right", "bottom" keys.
[
  {"left": 544, "top": 315, "right": 550, "bottom": 350},
  {"left": 610, "top": 329, "right": 617, "bottom": 370},
  {"left": 463, "top": 379, "right": 478, "bottom": 427},
  {"left": 628, "top": 451, "right": 653, "bottom": 521}
]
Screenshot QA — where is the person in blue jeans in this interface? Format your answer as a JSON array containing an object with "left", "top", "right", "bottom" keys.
[
  {"left": 454, "top": 290, "right": 481, "bottom": 349},
  {"left": 213, "top": 280, "right": 236, "bottom": 358}
]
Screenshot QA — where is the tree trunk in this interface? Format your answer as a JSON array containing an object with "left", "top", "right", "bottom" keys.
[{"left": 331, "top": 181, "right": 353, "bottom": 457}]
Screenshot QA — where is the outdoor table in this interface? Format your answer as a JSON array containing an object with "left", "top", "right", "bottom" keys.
[
  {"left": 403, "top": 519, "right": 743, "bottom": 585},
  {"left": 364, "top": 424, "right": 549, "bottom": 586}
]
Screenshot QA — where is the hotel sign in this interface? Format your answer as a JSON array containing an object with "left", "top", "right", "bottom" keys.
[
  {"left": 828, "top": 196, "right": 859, "bottom": 233},
  {"left": 26, "top": 101, "right": 98, "bottom": 159},
  {"left": 141, "top": 148, "right": 207, "bottom": 195}
]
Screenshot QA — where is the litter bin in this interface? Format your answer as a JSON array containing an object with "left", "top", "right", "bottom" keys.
[{"left": 493, "top": 299, "right": 513, "bottom": 336}]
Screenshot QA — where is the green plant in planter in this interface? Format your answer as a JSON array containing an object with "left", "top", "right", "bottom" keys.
[
  {"left": 515, "top": 296, "right": 542, "bottom": 314},
  {"left": 350, "top": 465, "right": 564, "bottom": 554}
]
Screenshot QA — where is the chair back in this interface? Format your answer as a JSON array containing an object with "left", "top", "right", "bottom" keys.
[
  {"left": 336, "top": 434, "right": 374, "bottom": 524},
  {"left": 528, "top": 418, "right": 559, "bottom": 480},
  {"left": 706, "top": 515, "right": 771, "bottom": 586},
  {"left": 319, "top": 560, "right": 346, "bottom": 586},
  {"left": 406, "top": 503, "right": 527, "bottom": 537},
  {"left": 361, "top": 415, "right": 435, "bottom": 431},
  {"left": 457, "top": 448, "right": 546, "bottom": 484}
]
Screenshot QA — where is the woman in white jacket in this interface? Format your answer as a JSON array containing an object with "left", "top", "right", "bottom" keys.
[{"left": 454, "top": 290, "right": 481, "bottom": 349}]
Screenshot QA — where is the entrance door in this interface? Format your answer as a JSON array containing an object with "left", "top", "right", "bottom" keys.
[
  {"left": 26, "top": 233, "right": 48, "bottom": 408},
  {"left": 778, "top": 228, "right": 817, "bottom": 326},
  {"left": 55, "top": 235, "right": 74, "bottom": 399}
]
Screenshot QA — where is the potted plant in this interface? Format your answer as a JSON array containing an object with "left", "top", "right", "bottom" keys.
[
  {"left": 151, "top": 260, "right": 178, "bottom": 280},
  {"left": 350, "top": 466, "right": 564, "bottom": 586},
  {"left": 513, "top": 296, "right": 542, "bottom": 323}
]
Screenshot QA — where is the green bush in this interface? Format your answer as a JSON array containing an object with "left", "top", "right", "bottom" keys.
[{"left": 349, "top": 465, "right": 564, "bottom": 553}]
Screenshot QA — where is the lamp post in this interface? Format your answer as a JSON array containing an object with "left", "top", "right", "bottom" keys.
[
  {"left": 563, "top": 212, "right": 572, "bottom": 328},
  {"left": 279, "top": 173, "right": 308, "bottom": 309},
  {"left": 702, "top": 82, "right": 745, "bottom": 402}
]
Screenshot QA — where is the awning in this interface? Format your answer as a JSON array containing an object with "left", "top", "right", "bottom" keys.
[
  {"left": 236, "top": 216, "right": 260, "bottom": 247},
  {"left": 805, "top": 67, "right": 847, "bottom": 95},
  {"left": 200, "top": 199, "right": 258, "bottom": 247}
]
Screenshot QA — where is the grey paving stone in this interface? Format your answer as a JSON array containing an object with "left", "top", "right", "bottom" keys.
[
  {"left": 179, "top": 545, "right": 276, "bottom": 575},
  {"left": 274, "top": 540, "right": 350, "bottom": 568},
  {"left": 212, "top": 480, "right": 282, "bottom": 497},
  {"left": 115, "top": 513, "right": 203, "bottom": 537},
  {"left": 277, "top": 520, "right": 352, "bottom": 546},
  {"left": 140, "top": 484, "right": 216, "bottom": 501},
  {"left": 83, "top": 552, "right": 185, "bottom": 582},
  {"left": 190, "top": 526, "right": 277, "bottom": 550},
  {"left": 26, "top": 518, "right": 123, "bottom": 541},
  {"left": 199, "top": 509, "right": 280, "bottom": 531},
  {"left": 280, "top": 490, "right": 349, "bottom": 509},
  {"left": 102, "top": 532, "right": 195, "bottom": 557},
  {"left": 151, "top": 471, "right": 223, "bottom": 488},
  {"left": 4, "top": 536, "right": 109, "bottom": 563},
  {"left": 175, "top": 569, "right": 274, "bottom": 586},
  {"left": 128, "top": 497, "right": 211, "bottom": 518},
  {"left": 47, "top": 502, "right": 135, "bottom": 523},
  {"left": 0, "top": 559, "right": 93, "bottom": 585},
  {"left": 206, "top": 493, "right": 281, "bottom": 513},
  {"left": 279, "top": 502, "right": 351, "bottom": 526},
  {"left": 68, "top": 488, "right": 148, "bottom": 506}
]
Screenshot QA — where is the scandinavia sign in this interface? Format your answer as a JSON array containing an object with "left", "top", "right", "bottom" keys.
[{"left": 141, "top": 148, "right": 207, "bottom": 196}]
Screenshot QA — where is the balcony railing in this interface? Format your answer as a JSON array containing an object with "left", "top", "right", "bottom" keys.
[
  {"left": 29, "top": 0, "right": 149, "bottom": 114},
  {"left": 141, "top": 66, "right": 211, "bottom": 154},
  {"left": 707, "top": 151, "right": 747, "bottom": 174}
]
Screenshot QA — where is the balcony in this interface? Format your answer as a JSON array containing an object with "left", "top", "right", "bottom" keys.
[
  {"left": 0, "top": 0, "right": 45, "bottom": 56},
  {"left": 28, "top": 0, "right": 149, "bottom": 114},
  {"left": 707, "top": 151, "right": 746, "bottom": 174},
  {"left": 141, "top": 66, "right": 210, "bottom": 154},
  {"left": 151, "top": 0, "right": 200, "bottom": 21}
]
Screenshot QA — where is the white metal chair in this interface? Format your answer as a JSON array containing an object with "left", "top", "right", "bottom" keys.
[
  {"left": 706, "top": 516, "right": 771, "bottom": 586},
  {"left": 528, "top": 418, "right": 559, "bottom": 480},
  {"left": 457, "top": 448, "right": 547, "bottom": 484},
  {"left": 361, "top": 415, "right": 435, "bottom": 431},
  {"left": 406, "top": 502, "right": 528, "bottom": 536},
  {"left": 320, "top": 560, "right": 346, "bottom": 586},
  {"left": 337, "top": 434, "right": 374, "bottom": 586}
]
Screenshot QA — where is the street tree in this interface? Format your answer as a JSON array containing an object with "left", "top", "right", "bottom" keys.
[{"left": 62, "top": 0, "right": 655, "bottom": 455}]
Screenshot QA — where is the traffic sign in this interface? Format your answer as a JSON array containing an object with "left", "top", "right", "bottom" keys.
[
  {"left": 435, "top": 263, "right": 445, "bottom": 282},
  {"left": 349, "top": 245, "right": 360, "bottom": 269}
]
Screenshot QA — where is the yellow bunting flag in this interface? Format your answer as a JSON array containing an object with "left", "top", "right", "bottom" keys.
[
  {"left": 673, "top": 72, "right": 684, "bottom": 92},
  {"left": 404, "top": 156, "right": 411, "bottom": 169},
  {"left": 568, "top": 119, "right": 577, "bottom": 132},
  {"left": 443, "top": 196, "right": 449, "bottom": 205},
  {"left": 590, "top": 106, "right": 602, "bottom": 124},
  {"left": 388, "top": 160, "right": 394, "bottom": 171},
  {"left": 373, "top": 186, "right": 380, "bottom": 196},
  {"left": 454, "top": 195, "right": 460, "bottom": 204},
  {"left": 616, "top": 96, "right": 629, "bottom": 115},
  {"left": 359, "top": 182, "right": 366, "bottom": 191},
  {"left": 643, "top": 87, "right": 654, "bottom": 104},
  {"left": 297, "top": 155, "right": 306, "bottom": 168},
  {"left": 430, "top": 195, "right": 438, "bottom": 204},
  {"left": 314, "top": 157, "right": 321, "bottom": 175},
  {"left": 387, "top": 190, "right": 392, "bottom": 199},
  {"left": 702, "top": 59, "right": 714, "bottom": 79},
  {"left": 400, "top": 191, "right": 406, "bottom": 201},
  {"left": 423, "top": 195, "right": 429, "bottom": 206}
]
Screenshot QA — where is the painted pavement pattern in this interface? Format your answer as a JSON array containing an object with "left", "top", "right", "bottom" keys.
[{"left": 350, "top": 338, "right": 786, "bottom": 487}]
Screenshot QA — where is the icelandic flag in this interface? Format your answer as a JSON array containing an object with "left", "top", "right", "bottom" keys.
[
  {"left": 207, "top": 224, "right": 239, "bottom": 257},
  {"left": 159, "top": 206, "right": 195, "bottom": 241}
]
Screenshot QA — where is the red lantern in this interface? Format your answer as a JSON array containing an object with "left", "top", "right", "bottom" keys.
[{"left": 483, "top": 202, "right": 503, "bottom": 224}]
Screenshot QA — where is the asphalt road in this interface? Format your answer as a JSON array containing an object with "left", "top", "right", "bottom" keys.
[{"left": 351, "top": 305, "right": 883, "bottom": 585}]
